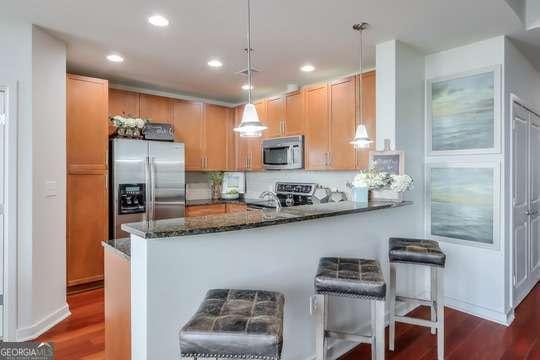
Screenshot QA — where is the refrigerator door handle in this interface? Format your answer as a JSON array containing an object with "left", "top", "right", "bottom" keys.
[
  {"left": 150, "top": 156, "right": 157, "bottom": 221},
  {"left": 144, "top": 156, "right": 151, "bottom": 222}
]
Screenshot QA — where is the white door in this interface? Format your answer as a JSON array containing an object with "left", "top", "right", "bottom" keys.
[
  {"left": 0, "top": 88, "right": 5, "bottom": 337},
  {"left": 530, "top": 113, "right": 540, "bottom": 274},
  {"left": 513, "top": 102, "right": 530, "bottom": 304}
]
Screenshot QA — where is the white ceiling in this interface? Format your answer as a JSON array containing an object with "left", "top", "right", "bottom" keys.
[{"left": 5, "top": 0, "right": 523, "bottom": 103}]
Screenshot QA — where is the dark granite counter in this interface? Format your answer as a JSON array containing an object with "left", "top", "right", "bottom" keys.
[
  {"left": 102, "top": 238, "right": 131, "bottom": 260},
  {"left": 122, "top": 200, "right": 411, "bottom": 239},
  {"left": 186, "top": 198, "right": 246, "bottom": 206}
]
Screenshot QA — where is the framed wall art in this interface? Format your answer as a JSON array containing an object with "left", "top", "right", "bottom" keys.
[
  {"left": 425, "top": 161, "right": 501, "bottom": 249},
  {"left": 426, "top": 66, "right": 501, "bottom": 156},
  {"left": 369, "top": 151, "right": 404, "bottom": 175}
]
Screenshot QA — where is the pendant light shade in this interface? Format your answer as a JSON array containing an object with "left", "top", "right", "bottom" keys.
[
  {"left": 351, "top": 22, "right": 373, "bottom": 149},
  {"left": 233, "top": 0, "right": 266, "bottom": 137},
  {"left": 234, "top": 103, "right": 267, "bottom": 137}
]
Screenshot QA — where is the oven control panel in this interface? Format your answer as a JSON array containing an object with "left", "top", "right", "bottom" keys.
[
  {"left": 275, "top": 182, "right": 316, "bottom": 195},
  {"left": 118, "top": 183, "right": 146, "bottom": 215}
]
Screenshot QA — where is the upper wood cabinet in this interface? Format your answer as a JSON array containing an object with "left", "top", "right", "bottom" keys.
[
  {"left": 304, "top": 84, "right": 330, "bottom": 170},
  {"left": 235, "top": 104, "right": 262, "bottom": 171},
  {"left": 356, "top": 71, "right": 376, "bottom": 170},
  {"left": 173, "top": 100, "right": 204, "bottom": 170},
  {"left": 265, "top": 96, "right": 285, "bottom": 138},
  {"left": 109, "top": 88, "right": 140, "bottom": 118},
  {"left": 204, "top": 104, "right": 230, "bottom": 171},
  {"left": 67, "top": 74, "right": 109, "bottom": 170},
  {"left": 140, "top": 94, "right": 173, "bottom": 123},
  {"left": 329, "top": 76, "right": 356, "bottom": 170},
  {"left": 284, "top": 90, "right": 304, "bottom": 136}
]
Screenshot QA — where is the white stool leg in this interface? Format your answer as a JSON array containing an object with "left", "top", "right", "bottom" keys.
[
  {"left": 388, "top": 263, "right": 397, "bottom": 351},
  {"left": 375, "top": 300, "right": 386, "bottom": 360},
  {"left": 437, "top": 267, "right": 445, "bottom": 360},
  {"left": 431, "top": 266, "right": 437, "bottom": 335},
  {"left": 370, "top": 301, "right": 377, "bottom": 360},
  {"left": 314, "top": 294, "right": 327, "bottom": 360}
]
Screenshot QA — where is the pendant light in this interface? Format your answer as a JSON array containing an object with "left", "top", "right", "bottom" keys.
[
  {"left": 350, "top": 23, "right": 373, "bottom": 149},
  {"left": 233, "top": 0, "right": 267, "bottom": 137}
]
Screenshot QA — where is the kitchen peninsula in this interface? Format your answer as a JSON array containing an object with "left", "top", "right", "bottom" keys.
[{"left": 107, "top": 200, "right": 424, "bottom": 360}]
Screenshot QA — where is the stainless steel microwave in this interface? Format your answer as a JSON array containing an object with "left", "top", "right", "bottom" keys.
[{"left": 262, "top": 135, "right": 304, "bottom": 170}]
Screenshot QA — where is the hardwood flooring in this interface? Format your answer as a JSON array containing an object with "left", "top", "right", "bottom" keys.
[{"left": 37, "top": 283, "right": 540, "bottom": 359}]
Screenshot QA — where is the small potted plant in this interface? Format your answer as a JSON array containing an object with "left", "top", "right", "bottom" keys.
[
  {"left": 208, "top": 172, "right": 225, "bottom": 200},
  {"left": 351, "top": 168, "right": 413, "bottom": 202}
]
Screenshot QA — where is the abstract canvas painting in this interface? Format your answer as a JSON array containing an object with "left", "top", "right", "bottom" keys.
[
  {"left": 430, "top": 167, "right": 494, "bottom": 244},
  {"left": 430, "top": 71, "right": 495, "bottom": 152}
]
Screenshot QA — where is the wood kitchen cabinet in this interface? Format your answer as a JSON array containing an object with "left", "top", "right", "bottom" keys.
[
  {"left": 173, "top": 99, "right": 204, "bottom": 170},
  {"left": 304, "top": 83, "right": 330, "bottom": 170},
  {"left": 329, "top": 76, "right": 357, "bottom": 170},
  {"left": 67, "top": 74, "right": 109, "bottom": 289},
  {"left": 265, "top": 96, "right": 285, "bottom": 138},
  {"left": 173, "top": 100, "right": 231, "bottom": 171},
  {"left": 67, "top": 74, "right": 109, "bottom": 171},
  {"left": 140, "top": 93, "right": 173, "bottom": 123},
  {"left": 186, "top": 204, "right": 227, "bottom": 217},
  {"left": 109, "top": 88, "right": 140, "bottom": 118},
  {"left": 67, "top": 173, "right": 108, "bottom": 286},
  {"left": 284, "top": 90, "right": 304, "bottom": 135},
  {"left": 356, "top": 71, "right": 376, "bottom": 169}
]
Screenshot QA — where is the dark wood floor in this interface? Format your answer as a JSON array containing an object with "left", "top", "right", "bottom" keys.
[{"left": 38, "top": 283, "right": 540, "bottom": 359}]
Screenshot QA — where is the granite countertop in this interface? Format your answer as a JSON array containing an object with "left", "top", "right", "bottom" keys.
[
  {"left": 102, "top": 238, "right": 131, "bottom": 260},
  {"left": 186, "top": 198, "right": 246, "bottom": 206},
  {"left": 122, "top": 200, "right": 412, "bottom": 239}
]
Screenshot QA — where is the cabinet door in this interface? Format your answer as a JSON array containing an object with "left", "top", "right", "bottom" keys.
[
  {"left": 356, "top": 71, "right": 376, "bottom": 169},
  {"left": 226, "top": 203, "right": 247, "bottom": 213},
  {"left": 329, "top": 76, "right": 356, "bottom": 170},
  {"left": 109, "top": 88, "right": 140, "bottom": 118},
  {"left": 304, "top": 84, "right": 329, "bottom": 170},
  {"left": 265, "top": 96, "right": 284, "bottom": 138},
  {"left": 226, "top": 108, "right": 237, "bottom": 171},
  {"left": 67, "top": 173, "right": 108, "bottom": 286},
  {"left": 249, "top": 101, "right": 266, "bottom": 170},
  {"left": 140, "top": 94, "right": 172, "bottom": 123},
  {"left": 284, "top": 90, "right": 304, "bottom": 136},
  {"left": 67, "top": 74, "right": 109, "bottom": 170},
  {"left": 186, "top": 204, "right": 227, "bottom": 217},
  {"left": 173, "top": 100, "right": 204, "bottom": 170},
  {"left": 204, "top": 104, "right": 228, "bottom": 170}
]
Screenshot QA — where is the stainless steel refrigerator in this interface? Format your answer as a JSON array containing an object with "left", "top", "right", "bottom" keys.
[{"left": 110, "top": 138, "right": 185, "bottom": 239}]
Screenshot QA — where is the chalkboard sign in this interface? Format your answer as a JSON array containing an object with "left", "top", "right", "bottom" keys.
[
  {"left": 369, "top": 151, "right": 404, "bottom": 175},
  {"left": 143, "top": 123, "right": 175, "bottom": 141}
]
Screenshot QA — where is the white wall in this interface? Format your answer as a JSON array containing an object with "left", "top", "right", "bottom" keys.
[
  {"left": 375, "top": 41, "right": 397, "bottom": 150},
  {"left": 0, "top": 20, "right": 68, "bottom": 340},
  {"left": 30, "top": 26, "right": 68, "bottom": 332},
  {"left": 425, "top": 36, "right": 510, "bottom": 324}
]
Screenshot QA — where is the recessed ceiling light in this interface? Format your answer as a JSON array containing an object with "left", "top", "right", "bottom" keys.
[
  {"left": 148, "top": 14, "right": 169, "bottom": 27},
  {"left": 207, "top": 59, "right": 223, "bottom": 68},
  {"left": 106, "top": 54, "right": 124, "bottom": 63},
  {"left": 301, "top": 64, "right": 315, "bottom": 72},
  {"left": 242, "top": 84, "right": 254, "bottom": 90}
]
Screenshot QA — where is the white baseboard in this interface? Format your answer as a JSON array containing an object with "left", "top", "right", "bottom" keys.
[
  {"left": 16, "top": 303, "right": 71, "bottom": 341},
  {"left": 444, "top": 296, "right": 512, "bottom": 326}
]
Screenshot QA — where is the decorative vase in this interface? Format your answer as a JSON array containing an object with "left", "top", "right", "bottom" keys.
[
  {"left": 352, "top": 186, "right": 369, "bottom": 203},
  {"left": 211, "top": 183, "right": 222, "bottom": 200}
]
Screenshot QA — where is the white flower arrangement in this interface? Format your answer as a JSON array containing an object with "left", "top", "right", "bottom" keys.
[
  {"left": 352, "top": 168, "right": 413, "bottom": 193},
  {"left": 110, "top": 115, "right": 148, "bottom": 129}
]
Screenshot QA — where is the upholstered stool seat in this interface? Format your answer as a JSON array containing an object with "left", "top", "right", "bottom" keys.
[
  {"left": 180, "top": 289, "right": 285, "bottom": 360},
  {"left": 389, "top": 237, "right": 446, "bottom": 267},
  {"left": 312, "top": 257, "right": 386, "bottom": 360},
  {"left": 314, "top": 257, "right": 386, "bottom": 299}
]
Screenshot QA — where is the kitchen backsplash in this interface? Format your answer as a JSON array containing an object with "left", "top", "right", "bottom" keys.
[
  {"left": 186, "top": 170, "right": 359, "bottom": 200},
  {"left": 244, "top": 170, "right": 358, "bottom": 199}
]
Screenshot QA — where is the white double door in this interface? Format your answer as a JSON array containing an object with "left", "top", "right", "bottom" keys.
[{"left": 513, "top": 101, "right": 540, "bottom": 306}]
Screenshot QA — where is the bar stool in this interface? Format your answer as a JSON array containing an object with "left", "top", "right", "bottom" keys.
[
  {"left": 387, "top": 237, "right": 446, "bottom": 360},
  {"left": 311, "top": 257, "right": 386, "bottom": 360},
  {"left": 179, "top": 289, "right": 285, "bottom": 360}
]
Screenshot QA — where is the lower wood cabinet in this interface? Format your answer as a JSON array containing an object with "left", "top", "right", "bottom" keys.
[
  {"left": 67, "top": 172, "right": 108, "bottom": 287},
  {"left": 186, "top": 203, "right": 248, "bottom": 217},
  {"left": 104, "top": 249, "right": 131, "bottom": 360},
  {"left": 226, "top": 203, "right": 247, "bottom": 213}
]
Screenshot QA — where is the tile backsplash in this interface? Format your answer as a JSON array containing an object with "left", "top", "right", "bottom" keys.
[
  {"left": 186, "top": 170, "right": 360, "bottom": 200},
  {"left": 244, "top": 170, "right": 358, "bottom": 199}
]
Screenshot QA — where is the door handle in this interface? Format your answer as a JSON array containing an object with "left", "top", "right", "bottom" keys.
[{"left": 150, "top": 157, "right": 156, "bottom": 220}]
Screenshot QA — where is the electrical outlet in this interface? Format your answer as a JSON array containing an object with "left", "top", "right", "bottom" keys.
[{"left": 45, "top": 181, "right": 57, "bottom": 198}]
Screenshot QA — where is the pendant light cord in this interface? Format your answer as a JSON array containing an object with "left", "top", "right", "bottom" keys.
[
  {"left": 247, "top": 0, "right": 253, "bottom": 105},
  {"left": 356, "top": 23, "right": 366, "bottom": 127}
]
